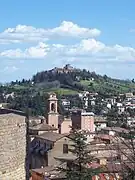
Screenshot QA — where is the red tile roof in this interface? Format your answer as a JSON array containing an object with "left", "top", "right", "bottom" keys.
[{"left": 95, "top": 134, "right": 113, "bottom": 141}]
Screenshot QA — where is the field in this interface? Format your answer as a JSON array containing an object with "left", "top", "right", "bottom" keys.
[
  {"left": 9, "top": 79, "right": 135, "bottom": 96},
  {"left": 45, "top": 88, "right": 78, "bottom": 95},
  {"left": 80, "top": 80, "right": 135, "bottom": 93}
]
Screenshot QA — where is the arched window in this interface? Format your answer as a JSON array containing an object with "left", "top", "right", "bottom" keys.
[{"left": 51, "top": 103, "right": 55, "bottom": 112}]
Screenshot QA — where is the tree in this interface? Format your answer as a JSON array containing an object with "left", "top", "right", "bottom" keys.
[
  {"left": 132, "top": 79, "right": 135, "bottom": 83},
  {"left": 103, "top": 74, "right": 108, "bottom": 81},
  {"left": 108, "top": 127, "right": 135, "bottom": 180},
  {"left": 58, "top": 128, "right": 100, "bottom": 180},
  {"left": 118, "top": 129, "right": 135, "bottom": 180}
]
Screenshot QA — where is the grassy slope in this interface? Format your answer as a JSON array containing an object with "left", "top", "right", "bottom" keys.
[
  {"left": 10, "top": 84, "right": 78, "bottom": 95},
  {"left": 44, "top": 88, "right": 78, "bottom": 95},
  {"left": 80, "top": 80, "right": 135, "bottom": 93},
  {"left": 10, "top": 79, "right": 135, "bottom": 96}
]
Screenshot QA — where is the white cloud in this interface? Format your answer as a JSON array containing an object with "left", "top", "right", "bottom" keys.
[
  {"left": 66, "top": 39, "right": 105, "bottom": 55},
  {"left": 0, "top": 42, "right": 50, "bottom": 58},
  {"left": 1, "top": 39, "right": 135, "bottom": 63},
  {"left": 0, "top": 21, "right": 135, "bottom": 81},
  {"left": 1, "top": 21, "right": 135, "bottom": 81},
  {"left": 0, "top": 25, "right": 48, "bottom": 44},
  {"left": 25, "top": 42, "right": 50, "bottom": 58},
  {"left": 49, "top": 21, "right": 101, "bottom": 38},
  {"left": 65, "top": 39, "right": 135, "bottom": 61},
  {"left": 0, "top": 21, "right": 100, "bottom": 44}
]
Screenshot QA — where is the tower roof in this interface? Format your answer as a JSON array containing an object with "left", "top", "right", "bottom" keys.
[{"left": 48, "top": 92, "right": 58, "bottom": 101}]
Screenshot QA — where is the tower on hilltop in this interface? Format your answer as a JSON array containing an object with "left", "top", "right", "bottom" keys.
[{"left": 47, "top": 93, "right": 59, "bottom": 130}]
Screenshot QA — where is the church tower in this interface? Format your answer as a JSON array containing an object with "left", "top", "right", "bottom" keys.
[{"left": 47, "top": 93, "right": 59, "bottom": 130}]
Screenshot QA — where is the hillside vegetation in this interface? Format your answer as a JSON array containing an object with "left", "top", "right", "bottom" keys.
[
  {"left": 4, "top": 65, "right": 135, "bottom": 96},
  {"left": 0, "top": 65, "right": 135, "bottom": 116},
  {"left": 32, "top": 67, "right": 135, "bottom": 95}
]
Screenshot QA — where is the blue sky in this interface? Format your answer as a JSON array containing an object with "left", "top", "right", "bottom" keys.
[{"left": 0, "top": 0, "right": 135, "bottom": 82}]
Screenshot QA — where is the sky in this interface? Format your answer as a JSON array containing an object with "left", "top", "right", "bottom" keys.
[{"left": 0, "top": 0, "right": 135, "bottom": 82}]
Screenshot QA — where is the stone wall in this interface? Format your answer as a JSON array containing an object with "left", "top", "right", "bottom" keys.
[{"left": 0, "top": 113, "right": 27, "bottom": 180}]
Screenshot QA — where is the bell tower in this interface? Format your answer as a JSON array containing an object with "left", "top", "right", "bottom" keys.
[
  {"left": 47, "top": 93, "right": 59, "bottom": 130},
  {"left": 48, "top": 93, "right": 58, "bottom": 114}
]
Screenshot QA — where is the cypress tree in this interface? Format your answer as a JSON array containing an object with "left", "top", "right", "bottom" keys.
[{"left": 58, "top": 128, "right": 100, "bottom": 180}]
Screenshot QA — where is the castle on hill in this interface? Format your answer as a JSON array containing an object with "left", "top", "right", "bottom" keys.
[{"left": 51, "top": 64, "right": 79, "bottom": 74}]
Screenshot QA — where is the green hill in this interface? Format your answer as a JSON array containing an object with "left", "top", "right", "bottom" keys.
[
  {"left": 1, "top": 65, "right": 135, "bottom": 116},
  {"left": 7, "top": 65, "right": 135, "bottom": 96}
]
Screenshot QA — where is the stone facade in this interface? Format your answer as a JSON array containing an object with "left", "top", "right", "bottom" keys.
[
  {"left": 30, "top": 135, "right": 73, "bottom": 168},
  {"left": 47, "top": 136, "right": 73, "bottom": 166},
  {"left": 0, "top": 112, "right": 27, "bottom": 180}
]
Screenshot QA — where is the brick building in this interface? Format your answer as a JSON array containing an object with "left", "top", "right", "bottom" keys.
[{"left": 71, "top": 110, "right": 95, "bottom": 132}]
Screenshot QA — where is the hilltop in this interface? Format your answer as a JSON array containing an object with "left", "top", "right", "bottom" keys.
[
  {"left": 6, "top": 64, "right": 135, "bottom": 96},
  {"left": 1, "top": 64, "right": 135, "bottom": 116}
]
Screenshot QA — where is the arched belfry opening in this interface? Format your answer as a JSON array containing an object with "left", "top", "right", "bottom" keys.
[
  {"left": 51, "top": 103, "right": 55, "bottom": 112},
  {"left": 48, "top": 93, "right": 58, "bottom": 113}
]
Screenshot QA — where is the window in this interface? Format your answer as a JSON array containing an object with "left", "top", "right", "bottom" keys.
[
  {"left": 51, "top": 103, "right": 55, "bottom": 112},
  {"left": 63, "top": 144, "right": 68, "bottom": 154}
]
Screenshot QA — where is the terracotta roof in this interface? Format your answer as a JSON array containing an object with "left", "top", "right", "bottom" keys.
[
  {"left": 37, "top": 132, "right": 66, "bottom": 142},
  {"left": 54, "top": 154, "right": 76, "bottom": 161},
  {"left": 31, "top": 166, "right": 66, "bottom": 179},
  {"left": 29, "top": 123, "right": 57, "bottom": 131},
  {"left": 102, "top": 162, "right": 135, "bottom": 172},
  {"left": 95, "top": 134, "right": 114, "bottom": 141},
  {"left": 0, "top": 112, "right": 25, "bottom": 119},
  {"left": 50, "top": 172, "right": 66, "bottom": 179},
  {"left": 89, "top": 162, "right": 135, "bottom": 173},
  {"left": 92, "top": 173, "right": 117, "bottom": 180},
  {"left": 87, "top": 142, "right": 132, "bottom": 151},
  {"left": 88, "top": 162, "right": 100, "bottom": 169},
  {"left": 0, "top": 108, "right": 26, "bottom": 116},
  {"left": 31, "top": 166, "right": 54, "bottom": 174},
  {"left": 101, "top": 127, "right": 129, "bottom": 133},
  {"left": 31, "top": 162, "right": 135, "bottom": 179},
  {"left": 94, "top": 151, "right": 117, "bottom": 159}
]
